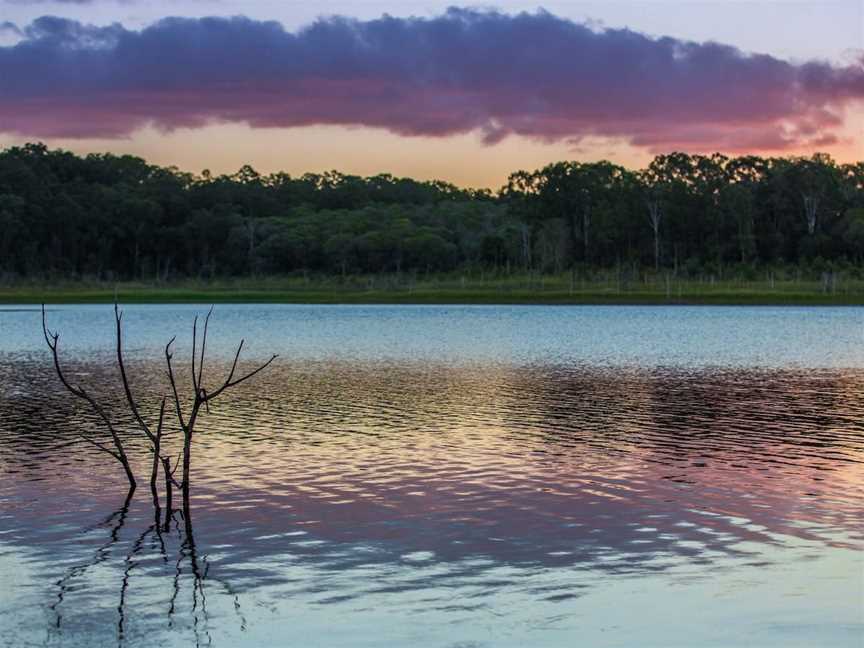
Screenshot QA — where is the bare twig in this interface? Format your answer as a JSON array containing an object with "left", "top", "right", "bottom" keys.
[
  {"left": 115, "top": 303, "right": 155, "bottom": 444},
  {"left": 165, "top": 337, "right": 186, "bottom": 429},
  {"left": 77, "top": 433, "right": 121, "bottom": 460},
  {"left": 170, "top": 451, "right": 182, "bottom": 481},
  {"left": 148, "top": 397, "right": 167, "bottom": 508},
  {"left": 41, "top": 304, "right": 136, "bottom": 489},
  {"left": 204, "top": 342, "right": 278, "bottom": 402},
  {"left": 114, "top": 302, "right": 174, "bottom": 507},
  {"left": 170, "top": 306, "right": 277, "bottom": 504},
  {"left": 44, "top": 302, "right": 277, "bottom": 508},
  {"left": 196, "top": 306, "right": 214, "bottom": 396},
  {"left": 191, "top": 315, "right": 199, "bottom": 394},
  {"left": 156, "top": 397, "right": 167, "bottom": 439}
]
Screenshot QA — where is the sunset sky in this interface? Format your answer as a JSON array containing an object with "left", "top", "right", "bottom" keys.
[{"left": 1, "top": 0, "right": 861, "bottom": 187}]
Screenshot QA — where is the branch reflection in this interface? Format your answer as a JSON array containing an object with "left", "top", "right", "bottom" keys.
[{"left": 49, "top": 496, "right": 244, "bottom": 647}]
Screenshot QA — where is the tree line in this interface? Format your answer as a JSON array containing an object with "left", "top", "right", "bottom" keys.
[{"left": 1, "top": 143, "right": 862, "bottom": 281}]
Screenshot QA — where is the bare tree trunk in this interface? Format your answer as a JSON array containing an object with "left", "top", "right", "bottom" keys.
[
  {"left": 647, "top": 201, "right": 662, "bottom": 271},
  {"left": 520, "top": 223, "right": 531, "bottom": 270},
  {"left": 114, "top": 304, "right": 169, "bottom": 507},
  {"left": 244, "top": 218, "right": 257, "bottom": 275},
  {"left": 119, "top": 457, "right": 136, "bottom": 491},
  {"left": 161, "top": 456, "right": 174, "bottom": 522},
  {"left": 802, "top": 193, "right": 819, "bottom": 235},
  {"left": 181, "top": 407, "right": 199, "bottom": 510},
  {"left": 148, "top": 402, "right": 166, "bottom": 509},
  {"left": 582, "top": 207, "right": 590, "bottom": 264},
  {"left": 567, "top": 212, "right": 579, "bottom": 270},
  {"left": 133, "top": 240, "right": 140, "bottom": 280}
]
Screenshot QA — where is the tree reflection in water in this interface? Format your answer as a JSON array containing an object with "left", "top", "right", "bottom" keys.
[
  {"left": 2, "top": 355, "right": 861, "bottom": 648},
  {"left": 49, "top": 493, "right": 244, "bottom": 648}
]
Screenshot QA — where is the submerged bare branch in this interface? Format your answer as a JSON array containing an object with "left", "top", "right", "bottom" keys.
[
  {"left": 41, "top": 304, "right": 136, "bottom": 489},
  {"left": 41, "top": 302, "right": 276, "bottom": 512}
]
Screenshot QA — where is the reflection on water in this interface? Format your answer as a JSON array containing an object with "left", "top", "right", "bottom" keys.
[{"left": 0, "top": 306, "right": 863, "bottom": 647}]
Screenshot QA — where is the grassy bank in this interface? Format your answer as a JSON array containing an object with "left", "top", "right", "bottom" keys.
[{"left": 2, "top": 273, "right": 863, "bottom": 305}]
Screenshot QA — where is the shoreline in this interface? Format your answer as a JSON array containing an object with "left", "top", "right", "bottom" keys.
[{"left": 3, "top": 287, "right": 862, "bottom": 307}]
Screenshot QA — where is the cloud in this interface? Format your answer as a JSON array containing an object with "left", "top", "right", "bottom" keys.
[
  {"left": 0, "top": 21, "right": 23, "bottom": 47},
  {"left": 2, "top": 1, "right": 132, "bottom": 4},
  {"left": 0, "top": 9, "right": 861, "bottom": 151},
  {"left": 0, "top": 21, "right": 22, "bottom": 35},
  {"left": 3, "top": 1, "right": 104, "bottom": 4}
]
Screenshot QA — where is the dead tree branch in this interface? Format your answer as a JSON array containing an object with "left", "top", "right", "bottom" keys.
[
  {"left": 42, "top": 302, "right": 276, "bottom": 512},
  {"left": 115, "top": 303, "right": 172, "bottom": 507},
  {"left": 41, "top": 304, "right": 136, "bottom": 490},
  {"left": 169, "top": 307, "right": 278, "bottom": 507}
]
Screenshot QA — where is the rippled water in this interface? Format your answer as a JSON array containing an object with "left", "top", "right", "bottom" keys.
[{"left": 0, "top": 305, "right": 862, "bottom": 647}]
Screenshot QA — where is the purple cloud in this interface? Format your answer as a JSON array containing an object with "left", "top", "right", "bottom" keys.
[
  {"left": 3, "top": 0, "right": 107, "bottom": 4},
  {"left": 0, "top": 8, "right": 861, "bottom": 151}
]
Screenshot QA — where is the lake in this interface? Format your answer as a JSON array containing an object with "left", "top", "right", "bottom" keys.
[{"left": 1, "top": 304, "right": 862, "bottom": 647}]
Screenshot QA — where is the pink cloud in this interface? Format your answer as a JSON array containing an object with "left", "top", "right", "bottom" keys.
[{"left": 0, "top": 9, "right": 862, "bottom": 152}]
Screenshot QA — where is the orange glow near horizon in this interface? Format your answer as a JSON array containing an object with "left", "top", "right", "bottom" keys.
[{"left": 1, "top": 113, "right": 861, "bottom": 190}]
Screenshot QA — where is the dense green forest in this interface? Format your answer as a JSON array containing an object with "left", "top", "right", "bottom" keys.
[{"left": 1, "top": 143, "right": 862, "bottom": 283}]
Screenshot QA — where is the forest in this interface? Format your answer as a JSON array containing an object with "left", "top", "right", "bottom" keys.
[{"left": 1, "top": 143, "right": 862, "bottom": 283}]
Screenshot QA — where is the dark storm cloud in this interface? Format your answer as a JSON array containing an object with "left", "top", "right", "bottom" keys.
[{"left": 0, "top": 8, "right": 861, "bottom": 150}]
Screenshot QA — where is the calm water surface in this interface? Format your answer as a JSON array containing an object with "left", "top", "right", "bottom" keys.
[{"left": 0, "top": 305, "right": 862, "bottom": 647}]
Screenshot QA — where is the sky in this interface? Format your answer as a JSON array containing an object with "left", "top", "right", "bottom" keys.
[{"left": 0, "top": 0, "right": 862, "bottom": 187}]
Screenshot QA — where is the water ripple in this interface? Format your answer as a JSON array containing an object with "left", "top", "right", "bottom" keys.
[{"left": 0, "top": 337, "right": 862, "bottom": 646}]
